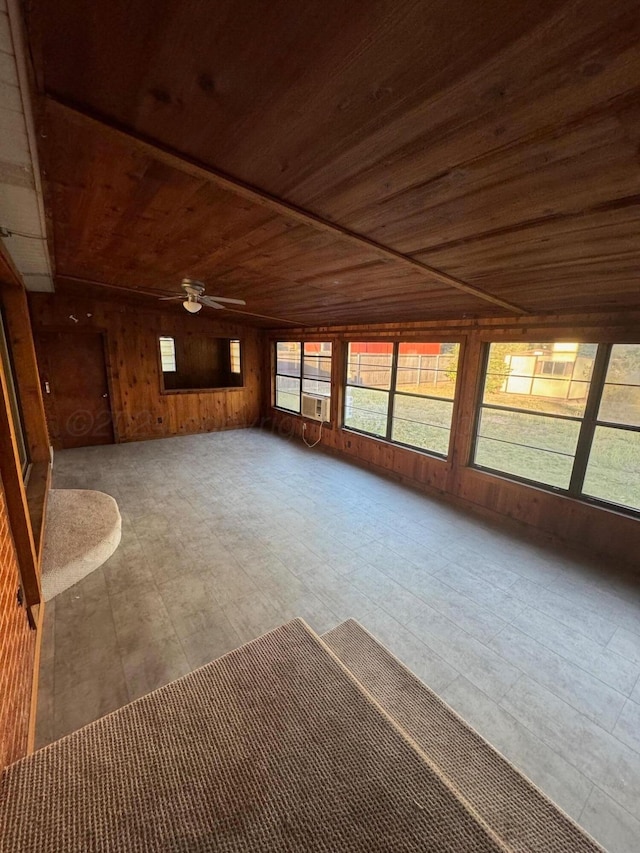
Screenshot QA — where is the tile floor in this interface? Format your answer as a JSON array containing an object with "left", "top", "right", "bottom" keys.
[{"left": 36, "top": 429, "right": 640, "bottom": 852}]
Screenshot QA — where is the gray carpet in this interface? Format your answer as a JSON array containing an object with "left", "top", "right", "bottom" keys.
[
  {"left": 1, "top": 619, "right": 604, "bottom": 852},
  {"left": 323, "top": 619, "right": 604, "bottom": 853}
]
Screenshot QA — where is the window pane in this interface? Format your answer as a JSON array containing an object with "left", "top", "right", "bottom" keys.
[
  {"left": 304, "top": 341, "right": 332, "bottom": 356},
  {"left": 482, "top": 342, "right": 596, "bottom": 417},
  {"left": 598, "top": 344, "right": 640, "bottom": 427},
  {"left": 276, "top": 342, "right": 301, "bottom": 376},
  {"left": 347, "top": 343, "right": 393, "bottom": 390},
  {"left": 159, "top": 336, "right": 176, "bottom": 372},
  {"left": 275, "top": 375, "right": 300, "bottom": 412},
  {"left": 397, "top": 343, "right": 460, "bottom": 399},
  {"left": 475, "top": 408, "right": 579, "bottom": 487},
  {"left": 475, "top": 437, "right": 574, "bottom": 489},
  {"left": 229, "top": 340, "right": 241, "bottom": 374},
  {"left": 392, "top": 396, "right": 453, "bottom": 455},
  {"left": 599, "top": 386, "right": 640, "bottom": 427},
  {"left": 583, "top": 426, "right": 640, "bottom": 511},
  {"left": 303, "top": 379, "right": 330, "bottom": 398},
  {"left": 605, "top": 343, "right": 640, "bottom": 384},
  {"left": 303, "top": 355, "right": 332, "bottom": 381},
  {"left": 344, "top": 387, "right": 389, "bottom": 437},
  {"left": 477, "top": 409, "right": 580, "bottom": 456}
]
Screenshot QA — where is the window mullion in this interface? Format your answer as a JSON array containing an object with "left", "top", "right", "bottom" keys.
[
  {"left": 299, "top": 342, "right": 304, "bottom": 410},
  {"left": 387, "top": 342, "right": 399, "bottom": 441},
  {"left": 272, "top": 342, "right": 276, "bottom": 407},
  {"left": 568, "top": 344, "right": 611, "bottom": 496},
  {"left": 342, "top": 343, "right": 349, "bottom": 428},
  {"left": 470, "top": 343, "right": 491, "bottom": 467}
]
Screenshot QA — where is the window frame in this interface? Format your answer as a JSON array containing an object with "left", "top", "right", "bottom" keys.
[
  {"left": 273, "top": 340, "right": 333, "bottom": 416},
  {"left": 471, "top": 341, "right": 640, "bottom": 518},
  {"left": 157, "top": 333, "right": 245, "bottom": 394},
  {"left": 159, "top": 336, "right": 177, "bottom": 373},
  {"left": 342, "top": 340, "right": 462, "bottom": 460},
  {"left": 0, "top": 308, "right": 29, "bottom": 479}
]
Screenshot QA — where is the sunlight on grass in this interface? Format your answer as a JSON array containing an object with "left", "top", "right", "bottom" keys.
[{"left": 583, "top": 428, "right": 640, "bottom": 510}]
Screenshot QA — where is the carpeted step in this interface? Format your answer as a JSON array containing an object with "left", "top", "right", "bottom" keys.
[
  {"left": 1, "top": 618, "right": 514, "bottom": 853},
  {"left": 322, "top": 618, "right": 603, "bottom": 853},
  {"left": 41, "top": 489, "right": 121, "bottom": 600}
]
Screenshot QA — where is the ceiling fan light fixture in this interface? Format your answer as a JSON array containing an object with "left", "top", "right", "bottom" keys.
[{"left": 183, "top": 299, "right": 202, "bottom": 314}]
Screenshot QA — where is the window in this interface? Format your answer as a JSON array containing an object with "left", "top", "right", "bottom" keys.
[
  {"left": 158, "top": 334, "right": 243, "bottom": 391},
  {"left": 582, "top": 344, "right": 640, "bottom": 512},
  {"left": 274, "top": 341, "right": 332, "bottom": 414},
  {"left": 302, "top": 342, "right": 332, "bottom": 412},
  {"left": 159, "top": 336, "right": 177, "bottom": 372},
  {"left": 0, "top": 310, "right": 28, "bottom": 477},
  {"left": 473, "top": 342, "right": 594, "bottom": 489},
  {"left": 344, "top": 342, "right": 393, "bottom": 438},
  {"left": 538, "top": 360, "right": 573, "bottom": 377},
  {"left": 275, "top": 342, "right": 302, "bottom": 412},
  {"left": 229, "top": 340, "right": 241, "bottom": 374},
  {"left": 473, "top": 342, "right": 640, "bottom": 514},
  {"left": 344, "top": 342, "right": 460, "bottom": 457}
]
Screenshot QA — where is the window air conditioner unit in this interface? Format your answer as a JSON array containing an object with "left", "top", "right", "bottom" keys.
[{"left": 301, "top": 393, "right": 329, "bottom": 422}]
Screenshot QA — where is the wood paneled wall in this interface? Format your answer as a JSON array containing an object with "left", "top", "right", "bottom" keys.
[
  {"left": 0, "top": 473, "right": 36, "bottom": 769},
  {"left": 0, "top": 246, "right": 51, "bottom": 769},
  {"left": 264, "top": 312, "right": 640, "bottom": 567},
  {"left": 29, "top": 284, "right": 263, "bottom": 445}
]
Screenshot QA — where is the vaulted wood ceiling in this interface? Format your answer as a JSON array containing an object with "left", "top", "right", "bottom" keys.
[{"left": 27, "top": 0, "right": 640, "bottom": 327}]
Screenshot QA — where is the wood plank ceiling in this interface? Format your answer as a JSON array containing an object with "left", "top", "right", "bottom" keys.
[{"left": 26, "top": 0, "right": 640, "bottom": 327}]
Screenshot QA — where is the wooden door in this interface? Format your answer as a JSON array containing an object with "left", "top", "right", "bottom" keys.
[{"left": 36, "top": 331, "right": 114, "bottom": 449}]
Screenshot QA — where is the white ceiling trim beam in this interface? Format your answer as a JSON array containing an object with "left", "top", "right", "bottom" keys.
[{"left": 0, "top": 0, "right": 53, "bottom": 291}]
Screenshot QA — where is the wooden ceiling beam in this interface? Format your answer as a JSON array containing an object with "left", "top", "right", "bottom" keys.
[{"left": 44, "top": 95, "right": 528, "bottom": 316}]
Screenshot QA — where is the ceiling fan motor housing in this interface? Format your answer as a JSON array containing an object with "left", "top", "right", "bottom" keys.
[{"left": 181, "top": 278, "right": 205, "bottom": 297}]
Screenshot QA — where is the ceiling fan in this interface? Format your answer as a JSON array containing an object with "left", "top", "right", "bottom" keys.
[{"left": 159, "top": 278, "right": 247, "bottom": 314}]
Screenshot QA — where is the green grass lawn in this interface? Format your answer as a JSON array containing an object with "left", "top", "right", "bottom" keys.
[
  {"left": 344, "top": 386, "right": 640, "bottom": 511},
  {"left": 582, "top": 427, "right": 640, "bottom": 509}
]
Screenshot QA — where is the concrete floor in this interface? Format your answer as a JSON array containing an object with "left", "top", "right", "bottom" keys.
[{"left": 37, "top": 429, "right": 640, "bottom": 852}]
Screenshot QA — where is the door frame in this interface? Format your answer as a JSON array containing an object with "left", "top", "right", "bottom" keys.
[{"left": 36, "top": 326, "right": 118, "bottom": 447}]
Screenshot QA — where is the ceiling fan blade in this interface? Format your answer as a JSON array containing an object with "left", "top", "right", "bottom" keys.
[
  {"left": 199, "top": 296, "right": 225, "bottom": 309},
  {"left": 207, "top": 296, "right": 247, "bottom": 305},
  {"left": 158, "top": 295, "right": 183, "bottom": 301}
]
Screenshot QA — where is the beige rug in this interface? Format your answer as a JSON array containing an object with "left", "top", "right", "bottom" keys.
[
  {"left": 0, "top": 619, "right": 604, "bottom": 852},
  {"left": 40, "top": 489, "right": 121, "bottom": 601}
]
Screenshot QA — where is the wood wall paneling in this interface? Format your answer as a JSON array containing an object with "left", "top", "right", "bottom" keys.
[
  {"left": 0, "top": 331, "right": 41, "bottom": 613},
  {"left": 29, "top": 283, "right": 263, "bottom": 445},
  {"left": 0, "top": 473, "right": 36, "bottom": 770},
  {"left": 0, "top": 245, "right": 49, "bottom": 609},
  {"left": 0, "top": 246, "right": 51, "bottom": 767}
]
